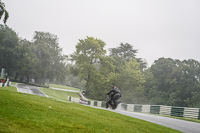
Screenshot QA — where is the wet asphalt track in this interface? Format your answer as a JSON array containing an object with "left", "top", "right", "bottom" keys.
[
  {"left": 16, "top": 84, "right": 200, "bottom": 133},
  {"left": 86, "top": 105, "right": 200, "bottom": 133},
  {"left": 111, "top": 109, "right": 200, "bottom": 133},
  {"left": 16, "top": 84, "right": 47, "bottom": 97}
]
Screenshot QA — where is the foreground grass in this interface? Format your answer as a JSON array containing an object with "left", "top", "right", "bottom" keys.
[
  {"left": 4, "top": 85, "right": 200, "bottom": 124},
  {"left": 0, "top": 89, "right": 181, "bottom": 133},
  {"left": 42, "top": 84, "right": 200, "bottom": 123},
  {"left": 39, "top": 88, "right": 80, "bottom": 100},
  {"left": 0, "top": 86, "right": 17, "bottom": 92},
  {"left": 50, "top": 84, "right": 80, "bottom": 91}
]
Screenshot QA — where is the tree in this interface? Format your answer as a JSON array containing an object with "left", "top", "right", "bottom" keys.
[
  {"left": 0, "top": 25, "right": 19, "bottom": 75},
  {"left": 71, "top": 36, "right": 118, "bottom": 100},
  {"left": 168, "top": 59, "right": 200, "bottom": 107},
  {"left": 32, "top": 31, "right": 67, "bottom": 84},
  {"left": 118, "top": 59, "right": 146, "bottom": 104},
  {"left": 15, "top": 39, "right": 39, "bottom": 82},
  {"left": 109, "top": 43, "right": 137, "bottom": 61},
  {"left": 0, "top": 28, "right": 67, "bottom": 85},
  {"left": 0, "top": 0, "right": 9, "bottom": 24},
  {"left": 95, "top": 56, "right": 119, "bottom": 100},
  {"left": 190, "top": 92, "right": 200, "bottom": 108},
  {"left": 144, "top": 58, "right": 200, "bottom": 107},
  {"left": 145, "top": 58, "right": 181, "bottom": 105},
  {"left": 108, "top": 43, "right": 148, "bottom": 103},
  {"left": 71, "top": 36, "right": 106, "bottom": 79},
  {"left": 109, "top": 43, "right": 147, "bottom": 72}
]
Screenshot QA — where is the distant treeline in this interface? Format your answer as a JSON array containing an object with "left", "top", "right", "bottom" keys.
[
  {"left": 0, "top": 25, "right": 67, "bottom": 85},
  {"left": 0, "top": 24, "right": 200, "bottom": 108}
]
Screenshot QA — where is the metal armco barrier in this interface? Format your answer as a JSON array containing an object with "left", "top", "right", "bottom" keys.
[
  {"left": 87, "top": 101, "right": 91, "bottom": 105},
  {"left": 160, "top": 105, "right": 171, "bottom": 115},
  {"left": 127, "top": 104, "right": 134, "bottom": 112},
  {"left": 94, "top": 101, "right": 98, "bottom": 106},
  {"left": 150, "top": 105, "right": 160, "bottom": 114},
  {"left": 101, "top": 101, "right": 106, "bottom": 108},
  {"left": 141, "top": 105, "right": 150, "bottom": 113},
  {"left": 199, "top": 108, "right": 200, "bottom": 119},
  {"left": 134, "top": 105, "right": 142, "bottom": 112},
  {"left": 121, "top": 103, "right": 127, "bottom": 110},
  {"left": 68, "top": 96, "right": 200, "bottom": 119},
  {"left": 183, "top": 107, "right": 199, "bottom": 119},
  {"left": 171, "top": 107, "right": 184, "bottom": 117}
]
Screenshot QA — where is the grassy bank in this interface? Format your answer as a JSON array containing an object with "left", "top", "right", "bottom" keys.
[
  {"left": 0, "top": 89, "right": 181, "bottom": 133},
  {"left": 50, "top": 84, "right": 80, "bottom": 91},
  {"left": 5, "top": 84, "right": 200, "bottom": 124},
  {"left": 0, "top": 86, "right": 17, "bottom": 92},
  {"left": 169, "top": 116, "right": 200, "bottom": 123},
  {"left": 11, "top": 82, "right": 18, "bottom": 85},
  {"left": 39, "top": 88, "right": 80, "bottom": 101}
]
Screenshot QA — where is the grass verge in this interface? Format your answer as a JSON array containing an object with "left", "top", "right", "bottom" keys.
[
  {"left": 11, "top": 82, "right": 18, "bottom": 85},
  {"left": 9, "top": 83, "right": 200, "bottom": 124},
  {"left": 169, "top": 116, "right": 200, "bottom": 123},
  {"left": 50, "top": 84, "right": 80, "bottom": 91},
  {"left": 0, "top": 89, "right": 181, "bottom": 133},
  {"left": 0, "top": 86, "right": 17, "bottom": 92},
  {"left": 39, "top": 88, "right": 80, "bottom": 101}
]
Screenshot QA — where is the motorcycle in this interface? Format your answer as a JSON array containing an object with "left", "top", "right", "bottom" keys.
[{"left": 106, "top": 94, "right": 121, "bottom": 110}]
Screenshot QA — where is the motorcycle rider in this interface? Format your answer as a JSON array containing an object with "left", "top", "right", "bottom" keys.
[{"left": 106, "top": 86, "right": 121, "bottom": 109}]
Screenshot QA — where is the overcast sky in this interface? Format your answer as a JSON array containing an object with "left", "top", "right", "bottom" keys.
[{"left": 3, "top": 0, "right": 200, "bottom": 66}]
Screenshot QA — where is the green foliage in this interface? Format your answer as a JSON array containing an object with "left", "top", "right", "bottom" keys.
[
  {"left": 190, "top": 92, "right": 200, "bottom": 107},
  {"left": 0, "top": 0, "right": 9, "bottom": 24},
  {"left": 0, "top": 26, "right": 68, "bottom": 85},
  {"left": 15, "top": 39, "right": 39, "bottom": 82},
  {"left": 32, "top": 31, "right": 67, "bottom": 84},
  {"left": 71, "top": 37, "right": 114, "bottom": 100},
  {"left": 108, "top": 43, "right": 147, "bottom": 103},
  {"left": 0, "top": 89, "right": 181, "bottom": 133},
  {"left": 2, "top": 22, "right": 200, "bottom": 108},
  {"left": 109, "top": 43, "right": 137, "bottom": 61},
  {"left": 71, "top": 38, "right": 147, "bottom": 102},
  {"left": 118, "top": 59, "right": 146, "bottom": 104},
  {"left": 144, "top": 58, "right": 200, "bottom": 107},
  {"left": 0, "top": 25, "right": 19, "bottom": 74},
  {"left": 109, "top": 43, "right": 147, "bottom": 72}
]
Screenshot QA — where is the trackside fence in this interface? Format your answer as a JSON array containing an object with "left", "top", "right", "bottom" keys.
[{"left": 68, "top": 96, "right": 200, "bottom": 120}]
